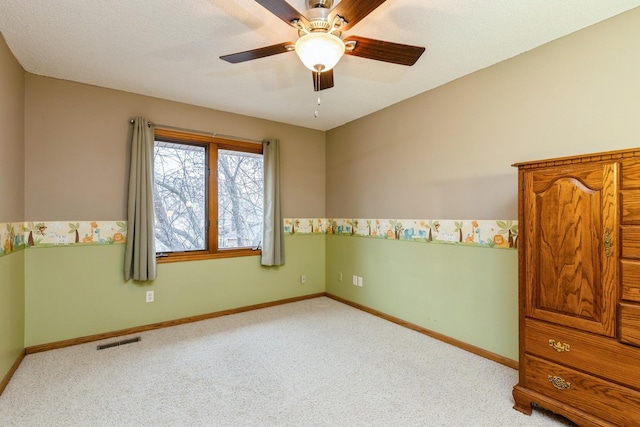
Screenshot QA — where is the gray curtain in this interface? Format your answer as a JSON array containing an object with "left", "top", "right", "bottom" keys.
[
  {"left": 124, "top": 117, "right": 157, "bottom": 281},
  {"left": 262, "top": 139, "right": 285, "bottom": 266}
]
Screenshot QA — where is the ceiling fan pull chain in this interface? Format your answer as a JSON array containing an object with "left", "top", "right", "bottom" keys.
[
  {"left": 314, "top": 72, "right": 321, "bottom": 118},
  {"left": 314, "top": 90, "right": 322, "bottom": 118}
]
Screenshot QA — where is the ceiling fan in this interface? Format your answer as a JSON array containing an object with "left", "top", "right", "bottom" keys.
[{"left": 220, "top": 0, "right": 426, "bottom": 91}]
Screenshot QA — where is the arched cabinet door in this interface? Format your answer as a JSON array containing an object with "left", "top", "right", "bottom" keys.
[{"left": 522, "top": 161, "right": 618, "bottom": 337}]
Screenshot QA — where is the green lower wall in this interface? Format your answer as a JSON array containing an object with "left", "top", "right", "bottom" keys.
[
  {"left": 21, "top": 232, "right": 517, "bottom": 361},
  {"left": 325, "top": 235, "right": 519, "bottom": 361},
  {"left": 24, "top": 235, "right": 325, "bottom": 347},
  {"left": 0, "top": 250, "right": 25, "bottom": 377}
]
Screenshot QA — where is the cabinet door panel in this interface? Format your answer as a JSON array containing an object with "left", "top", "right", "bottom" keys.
[{"left": 524, "top": 162, "right": 618, "bottom": 336}]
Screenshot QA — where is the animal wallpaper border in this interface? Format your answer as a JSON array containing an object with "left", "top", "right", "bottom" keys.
[
  {"left": 284, "top": 219, "right": 518, "bottom": 249},
  {"left": 0, "top": 218, "right": 518, "bottom": 258},
  {"left": 0, "top": 220, "right": 127, "bottom": 257}
]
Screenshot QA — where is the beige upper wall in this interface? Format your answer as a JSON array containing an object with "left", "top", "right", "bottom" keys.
[
  {"left": 326, "top": 7, "right": 640, "bottom": 219},
  {"left": 24, "top": 76, "right": 325, "bottom": 220},
  {"left": 0, "top": 32, "right": 26, "bottom": 382},
  {"left": 0, "top": 33, "right": 25, "bottom": 221}
]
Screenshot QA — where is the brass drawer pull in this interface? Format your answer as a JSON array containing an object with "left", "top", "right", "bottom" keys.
[
  {"left": 548, "top": 375, "right": 571, "bottom": 390},
  {"left": 548, "top": 339, "right": 570, "bottom": 352},
  {"left": 604, "top": 227, "right": 612, "bottom": 257}
]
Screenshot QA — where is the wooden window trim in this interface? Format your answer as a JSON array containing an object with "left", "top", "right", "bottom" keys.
[{"left": 154, "top": 128, "right": 263, "bottom": 263}]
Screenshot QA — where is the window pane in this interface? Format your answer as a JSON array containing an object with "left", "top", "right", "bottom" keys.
[
  {"left": 218, "top": 149, "right": 264, "bottom": 249},
  {"left": 153, "top": 141, "right": 207, "bottom": 252}
]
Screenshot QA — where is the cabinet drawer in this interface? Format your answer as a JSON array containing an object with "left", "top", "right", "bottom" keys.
[
  {"left": 621, "top": 260, "right": 640, "bottom": 303},
  {"left": 621, "top": 159, "right": 640, "bottom": 189},
  {"left": 621, "top": 190, "right": 640, "bottom": 224},
  {"left": 620, "top": 303, "right": 640, "bottom": 347},
  {"left": 524, "top": 318, "right": 640, "bottom": 390},
  {"left": 523, "top": 354, "right": 640, "bottom": 426},
  {"left": 621, "top": 226, "right": 640, "bottom": 259}
]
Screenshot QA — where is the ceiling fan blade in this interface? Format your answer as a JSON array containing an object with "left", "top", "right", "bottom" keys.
[
  {"left": 255, "top": 0, "right": 308, "bottom": 27},
  {"left": 330, "top": 0, "right": 388, "bottom": 31},
  {"left": 344, "top": 36, "right": 425, "bottom": 66},
  {"left": 220, "top": 42, "right": 294, "bottom": 63},
  {"left": 312, "top": 69, "right": 334, "bottom": 92}
]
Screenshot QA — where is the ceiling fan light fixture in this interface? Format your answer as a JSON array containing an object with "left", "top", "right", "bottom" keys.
[{"left": 295, "top": 32, "right": 345, "bottom": 72}]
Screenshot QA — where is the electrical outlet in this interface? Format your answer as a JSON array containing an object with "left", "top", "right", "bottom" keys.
[
  {"left": 338, "top": 272, "right": 343, "bottom": 281},
  {"left": 357, "top": 276, "right": 363, "bottom": 287},
  {"left": 352, "top": 275, "right": 358, "bottom": 285},
  {"left": 146, "top": 290, "right": 154, "bottom": 303},
  {"left": 300, "top": 274, "right": 306, "bottom": 284}
]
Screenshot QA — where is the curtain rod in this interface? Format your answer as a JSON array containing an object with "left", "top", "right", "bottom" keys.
[{"left": 128, "top": 119, "right": 264, "bottom": 144}]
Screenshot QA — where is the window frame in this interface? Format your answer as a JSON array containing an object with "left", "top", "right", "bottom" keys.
[{"left": 153, "top": 128, "right": 263, "bottom": 263}]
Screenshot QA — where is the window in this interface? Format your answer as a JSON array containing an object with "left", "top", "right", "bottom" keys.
[{"left": 153, "top": 128, "right": 263, "bottom": 262}]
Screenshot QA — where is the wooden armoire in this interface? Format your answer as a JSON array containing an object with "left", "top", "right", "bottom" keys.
[{"left": 512, "top": 149, "right": 640, "bottom": 426}]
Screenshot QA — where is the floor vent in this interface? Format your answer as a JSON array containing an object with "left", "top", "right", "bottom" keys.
[{"left": 97, "top": 336, "right": 141, "bottom": 350}]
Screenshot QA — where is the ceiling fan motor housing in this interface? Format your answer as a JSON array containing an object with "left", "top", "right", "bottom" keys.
[
  {"left": 306, "top": 3, "right": 332, "bottom": 31},
  {"left": 307, "top": 0, "right": 333, "bottom": 9}
]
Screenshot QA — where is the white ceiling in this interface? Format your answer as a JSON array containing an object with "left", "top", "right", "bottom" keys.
[{"left": 1, "top": 0, "right": 639, "bottom": 131}]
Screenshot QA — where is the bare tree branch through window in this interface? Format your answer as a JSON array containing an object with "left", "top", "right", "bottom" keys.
[{"left": 152, "top": 131, "right": 264, "bottom": 259}]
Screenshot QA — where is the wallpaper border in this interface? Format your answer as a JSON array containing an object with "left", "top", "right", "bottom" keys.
[
  {"left": 285, "top": 218, "right": 518, "bottom": 250},
  {"left": 0, "top": 218, "right": 518, "bottom": 258},
  {"left": 0, "top": 221, "right": 127, "bottom": 257}
]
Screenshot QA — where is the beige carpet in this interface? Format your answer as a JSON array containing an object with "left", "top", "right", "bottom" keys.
[{"left": 0, "top": 297, "right": 574, "bottom": 426}]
